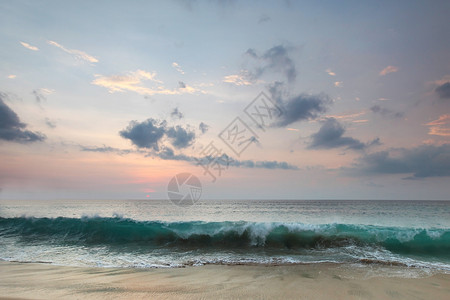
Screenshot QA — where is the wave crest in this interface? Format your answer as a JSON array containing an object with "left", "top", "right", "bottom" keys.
[{"left": 1, "top": 217, "right": 449, "bottom": 257}]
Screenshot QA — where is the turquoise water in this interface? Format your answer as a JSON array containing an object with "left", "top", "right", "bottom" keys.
[{"left": 0, "top": 199, "right": 449, "bottom": 272}]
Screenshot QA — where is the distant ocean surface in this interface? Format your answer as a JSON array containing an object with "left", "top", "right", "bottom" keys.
[{"left": 1, "top": 199, "right": 449, "bottom": 275}]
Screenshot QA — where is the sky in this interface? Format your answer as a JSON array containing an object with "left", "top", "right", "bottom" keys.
[{"left": 0, "top": 0, "right": 449, "bottom": 200}]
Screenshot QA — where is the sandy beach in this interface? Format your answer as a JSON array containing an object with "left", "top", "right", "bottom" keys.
[{"left": 0, "top": 261, "right": 449, "bottom": 299}]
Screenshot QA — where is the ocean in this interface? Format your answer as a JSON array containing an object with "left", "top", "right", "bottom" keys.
[{"left": 1, "top": 199, "right": 449, "bottom": 275}]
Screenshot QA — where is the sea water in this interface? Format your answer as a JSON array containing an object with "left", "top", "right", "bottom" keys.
[{"left": 0, "top": 199, "right": 449, "bottom": 274}]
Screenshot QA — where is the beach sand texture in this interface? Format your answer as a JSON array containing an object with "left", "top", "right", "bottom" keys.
[{"left": 1, "top": 262, "right": 449, "bottom": 299}]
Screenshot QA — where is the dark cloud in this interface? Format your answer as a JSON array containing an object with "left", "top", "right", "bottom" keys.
[
  {"left": 81, "top": 141, "right": 297, "bottom": 170},
  {"left": 246, "top": 45, "right": 297, "bottom": 83},
  {"left": 119, "top": 118, "right": 195, "bottom": 150},
  {"left": 278, "top": 94, "right": 330, "bottom": 127},
  {"left": 199, "top": 122, "right": 209, "bottom": 134},
  {"left": 0, "top": 96, "right": 46, "bottom": 143},
  {"left": 435, "top": 82, "right": 450, "bottom": 99},
  {"left": 229, "top": 159, "right": 298, "bottom": 170},
  {"left": 370, "top": 105, "right": 403, "bottom": 118},
  {"left": 263, "top": 45, "right": 296, "bottom": 82},
  {"left": 166, "top": 125, "right": 196, "bottom": 149},
  {"left": 80, "top": 145, "right": 139, "bottom": 155},
  {"left": 347, "top": 144, "right": 450, "bottom": 179},
  {"left": 119, "top": 118, "right": 166, "bottom": 150},
  {"left": 170, "top": 107, "right": 184, "bottom": 119},
  {"left": 0, "top": 97, "right": 23, "bottom": 129},
  {"left": 81, "top": 145, "right": 121, "bottom": 152},
  {"left": 193, "top": 152, "right": 297, "bottom": 170},
  {"left": 156, "top": 146, "right": 195, "bottom": 162},
  {"left": 178, "top": 81, "right": 186, "bottom": 89},
  {"left": 309, "top": 118, "right": 379, "bottom": 151},
  {"left": 269, "top": 82, "right": 330, "bottom": 127},
  {"left": 116, "top": 115, "right": 297, "bottom": 170}
]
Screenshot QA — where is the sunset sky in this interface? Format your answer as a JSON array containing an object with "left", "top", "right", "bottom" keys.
[{"left": 1, "top": 0, "right": 449, "bottom": 200}]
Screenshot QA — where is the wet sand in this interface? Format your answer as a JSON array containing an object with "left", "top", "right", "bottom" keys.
[{"left": 0, "top": 261, "right": 449, "bottom": 299}]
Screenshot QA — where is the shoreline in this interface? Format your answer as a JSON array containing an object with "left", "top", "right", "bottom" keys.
[{"left": 1, "top": 261, "right": 449, "bottom": 299}]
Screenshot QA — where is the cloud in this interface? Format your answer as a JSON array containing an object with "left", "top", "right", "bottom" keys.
[
  {"left": 32, "top": 88, "right": 54, "bottom": 103},
  {"left": 119, "top": 118, "right": 167, "bottom": 150},
  {"left": 246, "top": 45, "right": 297, "bottom": 83},
  {"left": 309, "top": 118, "right": 379, "bottom": 151},
  {"left": 325, "top": 69, "right": 336, "bottom": 76},
  {"left": 47, "top": 40, "right": 98, "bottom": 63},
  {"left": 370, "top": 105, "right": 404, "bottom": 118},
  {"left": 348, "top": 144, "right": 450, "bottom": 178},
  {"left": 20, "top": 42, "right": 39, "bottom": 51},
  {"left": 80, "top": 145, "right": 140, "bottom": 156},
  {"left": 160, "top": 147, "right": 298, "bottom": 170},
  {"left": 8, "top": 75, "right": 16, "bottom": 79},
  {"left": 245, "top": 48, "right": 258, "bottom": 58},
  {"left": 334, "top": 81, "right": 343, "bottom": 87},
  {"left": 379, "top": 65, "right": 398, "bottom": 76},
  {"left": 172, "top": 62, "right": 185, "bottom": 74},
  {"left": 278, "top": 94, "right": 330, "bottom": 126},
  {"left": 0, "top": 95, "right": 46, "bottom": 143},
  {"left": 158, "top": 146, "right": 297, "bottom": 170},
  {"left": 92, "top": 70, "right": 162, "bottom": 94},
  {"left": 166, "top": 126, "right": 196, "bottom": 149},
  {"left": 114, "top": 116, "right": 298, "bottom": 171},
  {"left": 435, "top": 82, "right": 450, "bottom": 99},
  {"left": 120, "top": 118, "right": 196, "bottom": 150},
  {"left": 431, "top": 75, "right": 450, "bottom": 86},
  {"left": 45, "top": 118, "right": 56, "bottom": 129},
  {"left": 32, "top": 90, "right": 45, "bottom": 103},
  {"left": 325, "top": 111, "right": 366, "bottom": 120},
  {"left": 92, "top": 70, "right": 203, "bottom": 96},
  {"left": 178, "top": 83, "right": 201, "bottom": 94},
  {"left": 156, "top": 146, "right": 194, "bottom": 162},
  {"left": 228, "top": 159, "right": 298, "bottom": 170},
  {"left": 170, "top": 107, "right": 184, "bottom": 119},
  {"left": 223, "top": 72, "right": 252, "bottom": 86},
  {"left": 270, "top": 82, "right": 330, "bottom": 127},
  {"left": 199, "top": 122, "right": 209, "bottom": 134},
  {"left": 262, "top": 45, "right": 296, "bottom": 82},
  {"left": 424, "top": 114, "right": 450, "bottom": 137},
  {"left": 81, "top": 144, "right": 297, "bottom": 171},
  {"left": 425, "top": 114, "right": 450, "bottom": 127}
]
